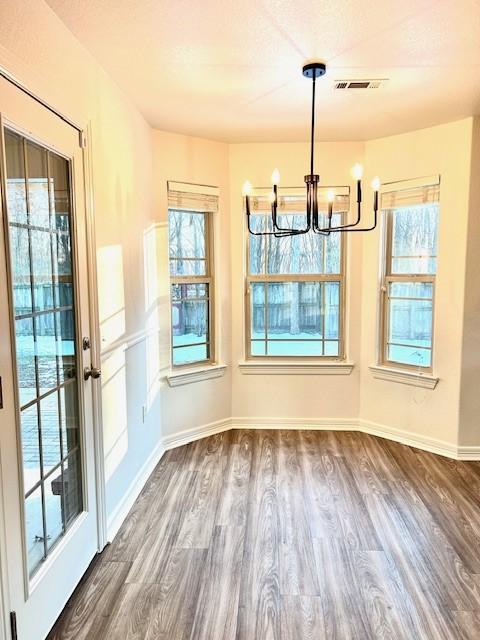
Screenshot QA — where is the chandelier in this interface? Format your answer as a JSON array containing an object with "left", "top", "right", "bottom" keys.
[{"left": 242, "top": 62, "right": 381, "bottom": 237}]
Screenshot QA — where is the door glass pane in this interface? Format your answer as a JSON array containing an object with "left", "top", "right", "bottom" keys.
[
  {"left": 4, "top": 131, "right": 83, "bottom": 578},
  {"left": 4, "top": 130, "right": 27, "bottom": 224},
  {"left": 21, "top": 405, "right": 41, "bottom": 494},
  {"left": 45, "top": 468, "right": 63, "bottom": 551},
  {"left": 24, "top": 487, "right": 44, "bottom": 578},
  {"left": 63, "top": 451, "right": 82, "bottom": 526}
]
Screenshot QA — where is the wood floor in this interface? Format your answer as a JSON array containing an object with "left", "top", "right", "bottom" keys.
[{"left": 48, "top": 430, "right": 480, "bottom": 640}]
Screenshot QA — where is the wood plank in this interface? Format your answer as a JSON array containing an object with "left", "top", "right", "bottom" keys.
[
  {"left": 48, "top": 431, "right": 480, "bottom": 640},
  {"left": 236, "top": 431, "right": 281, "bottom": 640}
]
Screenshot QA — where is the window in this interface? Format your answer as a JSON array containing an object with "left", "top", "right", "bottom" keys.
[
  {"left": 246, "top": 191, "right": 347, "bottom": 358},
  {"left": 380, "top": 181, "right": 440, "bottom": 370},
  {"left": 168, "top": 183, "right": 217, "bottom": 367}
]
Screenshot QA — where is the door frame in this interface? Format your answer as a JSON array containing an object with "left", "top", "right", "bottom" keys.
[{"left": 0, "top": 68, "right": 107, "bottom": 638}]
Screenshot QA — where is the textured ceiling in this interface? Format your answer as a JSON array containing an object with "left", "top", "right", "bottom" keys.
[{"left": 46, "top": 0, "right": 480, "bottom": 142}]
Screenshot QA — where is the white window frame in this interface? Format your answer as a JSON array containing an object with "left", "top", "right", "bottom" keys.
[
  {"left": 378, "top": 180, "right": 440, "bottom": 373},
  {"left": 168, "top": 204, "right": 216, "bottom": 370},
  {"left": 245, "top": 191, "right": 347, "bottom": 361}
]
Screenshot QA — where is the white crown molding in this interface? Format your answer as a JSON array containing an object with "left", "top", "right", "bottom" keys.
[
  {"left": 369, "top": 365, "right": 439, "bottom": 389},
  {"left": 238, "top": 361, "right": 355, "bottom": 375}
]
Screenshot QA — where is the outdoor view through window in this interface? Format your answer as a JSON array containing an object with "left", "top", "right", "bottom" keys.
[
  {"left": 382, "top": 201, "right": 439, "bottom": 369},
  {"left": 169, "top": 208, "right": 213, "bottom": 366},
  {"left": 247, "top": 201, "right": 344, "bottom": 357}
]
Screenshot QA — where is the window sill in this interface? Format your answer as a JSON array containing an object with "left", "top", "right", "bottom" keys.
[
  {"left": 369, "top": 365, "right": 439, "bottom": 389},
  {"left": 166, "top": 363, "right": 227, "bottom": 387},
  {"left": 238, "top": 361, "right": 354, "bottom": 375}
]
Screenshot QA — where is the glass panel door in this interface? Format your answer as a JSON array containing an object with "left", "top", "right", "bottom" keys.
[{"left": 4, "top": 129, "right": 83, "bottom": 578}]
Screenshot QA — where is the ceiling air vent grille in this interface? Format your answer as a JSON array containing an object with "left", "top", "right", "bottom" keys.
[{"left": 334, "top": 79, "right": 387, "bottom": 90}]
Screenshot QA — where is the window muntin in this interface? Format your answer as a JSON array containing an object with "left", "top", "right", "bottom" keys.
[
  {"left": 4, "top": 129, "right": 83, "bottom": 577},
  {"left": 381, "top": 202, "right": 439, "bottom": 370},
  {"left": 169, "top": 209, "right": 214, "bottom": 367},
  {"left": 246, "top": 205, "right": 345, "bottom": 359}
]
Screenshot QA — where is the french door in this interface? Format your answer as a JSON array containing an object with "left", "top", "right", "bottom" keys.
[{"left": 0, "top": 78, "right": 99, "bottom": 639}]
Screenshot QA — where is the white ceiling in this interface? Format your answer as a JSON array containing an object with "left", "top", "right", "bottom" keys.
[{"left": 46, "top": 0, "right": 480, "bottom": 142}]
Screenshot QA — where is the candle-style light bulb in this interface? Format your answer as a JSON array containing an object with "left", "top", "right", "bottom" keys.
[
  {"left": 271, "top": 168, "right": 281, "bottom": 186},
  {"left": 327, "top": 189, "right": 335, "bottom": 203},
  {"left": 242, "top": 180, "right": 252, "bottom": 197},
  {"left": 371, "top": 176, "right": 381, "bottom": 191},
  {"left": 352, "top": 163, "right": 364, "bottom": 181}
]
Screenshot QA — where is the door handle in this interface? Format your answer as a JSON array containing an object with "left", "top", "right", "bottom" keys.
[{"left": 84, "top": 366, "right": 101, "bottom": 381}]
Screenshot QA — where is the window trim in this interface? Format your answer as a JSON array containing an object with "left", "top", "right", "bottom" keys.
[
  {"left": 379, "top": 207, "right": 437, "bottom": 374},
  {"left": 169, "top": 208, "right": 216, "bottom": 369},
  {"left": 244, "top": 206, "right": 347, "bottom": 361}
]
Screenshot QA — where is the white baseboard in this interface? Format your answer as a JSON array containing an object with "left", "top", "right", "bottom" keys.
[
  {"left": 358, "top": 419, "right": 460, "bottom": 459},
  {"left": 456, "top": 445, "right": 480, "bottom": 461},
  {"left": 162, "top": 417, "right": 232, "bottom": 450},
  {"left": 106, "top": 439, "right": 166, "bottom": 542},
  {"left": 231, "top": 416, "right": 358, "bottom": 430}
]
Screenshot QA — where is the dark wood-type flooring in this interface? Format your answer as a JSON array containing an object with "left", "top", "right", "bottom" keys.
[{"left": 48, "top": 430, "right": 480, "bottom": 639}]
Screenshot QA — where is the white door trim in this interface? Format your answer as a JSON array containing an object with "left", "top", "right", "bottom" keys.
[{"left": 82, "top": 122, "right": 107, "bottom": 552}]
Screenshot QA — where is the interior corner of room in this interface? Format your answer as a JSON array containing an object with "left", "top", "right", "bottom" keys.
[{"left": 0, "top": 1, "right": 479, "bottom": 639}]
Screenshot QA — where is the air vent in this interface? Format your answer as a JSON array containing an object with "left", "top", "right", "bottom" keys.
[{"left": 334, "top": 79, "right": 387, "bottom": 90}]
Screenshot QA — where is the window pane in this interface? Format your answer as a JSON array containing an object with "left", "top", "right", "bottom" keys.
[
  {"left": 173, "top": 344, "right": 209, "bottom": 366},
  {"left": 251, "top": 283, "right": 265, "bottom": 339},
  {"left": 49, "top": 153, "right": 71, "bottom": 232},
  {"left": 168, "top": 210, "right": 205, "bottom": 259},
  {"left": 25, "top": 487, "right": 44, "bottom": 577},
  {"left": 63, "top": 451, "right": 83, "bottom": 525},
  {"left": 45, "top": 469, "right": 64, "bottom": 550},
  {"left": 324, "top": 282, "right": 340, "bottom": 339},
  {"left": 267, "top": 340, "right": 322, "bottom": 356},
  {"left": 57, "top": 310, "right": 76, "bottom": 383},
  {"left": 21, "top": 405, "right": 41, "bottom": 494},
  {"left": 389, "top": 282, "right": 433, "bottom": 299},
  {"left": 36, "top": 314, "right": 57, "bottom": 393},
  {"left": 31, "top": 229, "right": 54, "bottom": 311},
  {"left": 26, "top": 141, "right": 50, "bottom": 229},
  {"left": 248, "top": 216, "right": 267, "bottom": 275},
  {"left": 171, "top": 294, "right": 208, "bottom": 347},
  {"left": 325, "top": 341, "right": 339, "bottom": 356},
  {"left": 60, "top": 385, "right": 79, "bottom": 455},
  {"left": 391, "top": 205, "right": 438, "bottom": 274},
  {"left": 251, "top": 340, "right": 266, "bottom": 356},
  {"left": 10, "top": 225, "right": 32, "bottom": 315},
  {"left": 171, "top": 283, "right": 208, "bottom": 301},
  {"left": 388, "top": 344, "right": 431, "bottom": 368},
  {"left": 16, "top": 318, "right": 37, "bottom": 406},
  {"left": 40, "top": 393, "right": 61, "bottom": 474},
  {"left": 267, "top": 282, "right": 321, "bottom": 340},
  {"left": 169, "top": 259, "right": 206, "bottom": 276},
  {"left": 387, "top": 294, "right": 432, "bottom": 368},
  {"left": 5, "top": 130, "right": 27, "bottom": 224}
]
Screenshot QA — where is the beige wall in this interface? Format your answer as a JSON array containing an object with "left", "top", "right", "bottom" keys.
[
  {"left": 151, "top": 130, "right": 232, "bottom": 437},
  {"left": 0, "top": 0, "right": 160, "bottom": 527},
  {"left": 459, "top": 116, "right": 480, "bottom": 446},
  {"left": 229, "top": 142, "right": 365, "bottom": 420},
  {"left": 360, "top": 119, "right": 474, "bottom": 446}
]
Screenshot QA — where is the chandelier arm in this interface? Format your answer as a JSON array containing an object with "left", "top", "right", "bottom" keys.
[{"left": 314, "top": 199, "right": 363, "bottom": 232}]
